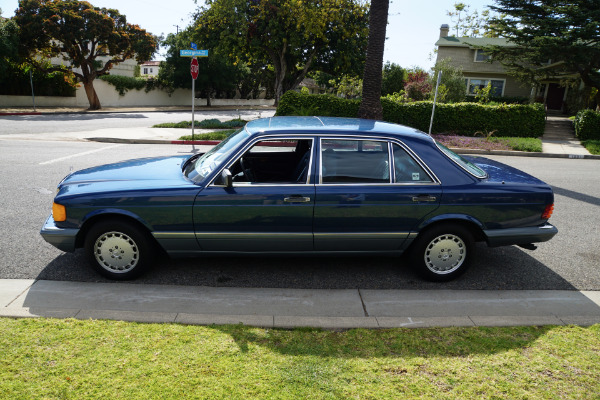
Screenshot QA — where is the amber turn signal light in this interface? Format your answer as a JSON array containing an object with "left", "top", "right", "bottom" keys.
[
  {"left": 541, "top": 203, "right": 554, "bottom": 220},
  {"left": 52, "top": 202, "right": 67, "bottom": 222}
]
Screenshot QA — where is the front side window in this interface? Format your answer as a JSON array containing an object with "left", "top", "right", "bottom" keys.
[
  {"left": 320, "top": 139, "right": 390, "bottom": 184},
  {"left": 227, "top": 138, "right": 313, "bottom": 184}
]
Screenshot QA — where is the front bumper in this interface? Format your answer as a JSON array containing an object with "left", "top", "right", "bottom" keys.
[
  {"left": 484, "top": 223, "right": 558, "bottom": 247},
  {"left": 40, "top": 215, "right": 79, "bottom": 252}
]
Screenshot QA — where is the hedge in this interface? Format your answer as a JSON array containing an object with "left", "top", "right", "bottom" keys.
[
  {"left": 574, "top": 109, "right": 600, "bottom": 141},
  {"left": 276, "top": 91, "right": 546, "bottom": 138}
]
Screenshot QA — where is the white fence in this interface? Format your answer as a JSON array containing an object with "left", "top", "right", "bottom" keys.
[{"left": 0, "top": 79, "right": 274, "bottom": 108}]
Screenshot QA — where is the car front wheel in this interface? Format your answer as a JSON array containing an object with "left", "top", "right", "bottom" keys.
[
  {"left": 410, "top": 224, "right": 474, "bottom": 281},
  {"left": 84, "top": 219, "right": 155, "bottom": 280}
]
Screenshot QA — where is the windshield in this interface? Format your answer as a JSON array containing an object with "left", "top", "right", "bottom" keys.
[
  {"left": 184, "top": 128, "right": 250, "bottom": 181},
  {"left": 435, "top": 141, "right": 487, "bottom": 178}
]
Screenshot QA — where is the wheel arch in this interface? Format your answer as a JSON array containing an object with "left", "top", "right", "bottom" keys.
[
  {"left": 75, "top": 210, "right": 156, "bottom": 249},
  {"left": 416, "top": 214, "right": 487, "bottom": 243}
]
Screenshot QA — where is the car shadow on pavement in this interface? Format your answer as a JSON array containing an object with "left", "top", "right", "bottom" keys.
[{"left": 37, "top": 243, "right": 578, "bottom": 290}]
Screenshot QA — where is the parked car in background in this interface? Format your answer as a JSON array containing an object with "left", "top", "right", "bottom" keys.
[{"left": 41, "top": 116, "right": 557, "bottom": 281}]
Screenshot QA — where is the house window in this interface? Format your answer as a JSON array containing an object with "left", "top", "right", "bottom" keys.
[
  {"left": 474, "top": 49, "right": 491, "bottom": 62},
  {"left": 143, "top": 68, "right": 148, "bottom": 74},
  {"left": 466, "top": 78, "right": 505, "bottom": 97},
  {"left": 150, "top": 68, "right": 153, "bottom": 73}
]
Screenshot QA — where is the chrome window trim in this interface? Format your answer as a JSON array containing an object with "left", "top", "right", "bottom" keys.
[{"left": 209, "top": 135, "right": 315, "bottom": 187}]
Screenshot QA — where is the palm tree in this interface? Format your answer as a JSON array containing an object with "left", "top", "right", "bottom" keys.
[{"left": 357, "top": 0, "right": 389, "bottom": 120}]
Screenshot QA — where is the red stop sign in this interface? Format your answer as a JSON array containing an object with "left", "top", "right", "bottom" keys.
[{"left": 190, "top": 58, "right": 199, "bottom": 80}]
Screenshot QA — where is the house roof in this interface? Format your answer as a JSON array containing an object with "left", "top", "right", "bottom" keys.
[
  {"left": 141, "top": 61, "right": 161, "bottom": 66},
  {"left": 435, "top": 36, "right": 515, "bottom": 49}
]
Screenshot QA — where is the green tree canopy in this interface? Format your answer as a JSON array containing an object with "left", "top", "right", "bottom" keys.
[
  {"left": 487, "top": 0, "right": 600, "bottom": 107},
  {"left": 14, "top": 0, "right": 157, "bottom": 109},
  {"left": 0, "top": 13, "right": 20, "bottom": 76},
  {"left": 194, "top": 0, "right": 369, "bottom": 104},
  {"left": 381, "top": 62, "right": 406, "bottom": 96},
  {"left": 159, "top": 29, "right": 251, "bottom": 105}
]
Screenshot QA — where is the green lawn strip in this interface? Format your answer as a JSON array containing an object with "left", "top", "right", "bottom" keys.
[
  {"left": 178, "top": 129, "right": 236, "bottom": 141},
  {"left": 1, "top": 318, "right": 599, "bottom": 399},
  {"left": 153, "top": 118, "right": 246, "bottom": 129},
  {"left": 582, "top": 140, "right": 600, "bottom": 155}
]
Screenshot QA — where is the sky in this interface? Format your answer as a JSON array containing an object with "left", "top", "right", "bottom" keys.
[{"left": 1, "top": 0, "right": 495, "bottom": 70}]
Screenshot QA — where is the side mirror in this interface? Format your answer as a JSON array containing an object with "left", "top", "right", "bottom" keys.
[{"left": 221, "top": 169, "right": 233, "bottom": 187}]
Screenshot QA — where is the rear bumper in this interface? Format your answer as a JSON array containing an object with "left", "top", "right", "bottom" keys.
[
  {"left": 40, "top": 215, "right": 79, "bottom": 252},
  {"left": 484, "top": 223, "right": 558, "bottom": 247}
]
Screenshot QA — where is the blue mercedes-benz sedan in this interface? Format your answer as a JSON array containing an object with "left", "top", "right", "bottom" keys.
[{"left": 41, "top": 116, "right": 557, "bottom": 281}]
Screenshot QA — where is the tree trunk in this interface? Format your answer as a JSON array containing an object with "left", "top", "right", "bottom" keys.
[
  {"left": 82, "top": 79, "right": 101, "bottom": 110},
  {"left": 357, "top": 0, "right": 389, "bottom": 120}
]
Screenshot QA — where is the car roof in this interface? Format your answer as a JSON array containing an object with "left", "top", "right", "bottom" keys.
[{"left": 245, "top": 116, "right": 434, "bottom": 143}]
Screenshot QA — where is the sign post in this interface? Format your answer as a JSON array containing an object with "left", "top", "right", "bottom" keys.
[
  {"left": 180, "top": 48, "right": 208, "bottom": 147},
  {"left": 190, "top": 57, "right": 199, "bottom": 143}
]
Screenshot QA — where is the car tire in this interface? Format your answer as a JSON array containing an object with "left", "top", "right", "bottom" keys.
[
  {"left": 410, "top": 223, "right": 474, "bottom": 282},
  {"left": 84, "top": 219, "right": 155, "bottom": 280}
]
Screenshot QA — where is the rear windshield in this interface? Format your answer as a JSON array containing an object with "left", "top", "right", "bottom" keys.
[{"left": 435, "top": 142, "right": 487, "bottom": 178}]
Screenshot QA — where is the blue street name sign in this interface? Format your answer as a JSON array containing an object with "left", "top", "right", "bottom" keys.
[
  {"left": 180, "top": 49, "right": 208, "bottom": 57},
  {"left": 191, "top": 42, "right": 197, "bottom": 50}
]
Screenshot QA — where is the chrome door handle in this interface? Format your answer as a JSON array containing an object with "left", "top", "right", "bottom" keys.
[
  {"left": 284, "top": 196, "right": 311, "bottom": 203},
  {"left": 412, "top": 195, "right": 437, "bottom": 202}
]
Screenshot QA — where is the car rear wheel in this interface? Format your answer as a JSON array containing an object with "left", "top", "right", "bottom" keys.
[
  {"left": 84, "top": 219, "right": 155, "bottom": 280},
  {"left": 410, "top": 224, "right": 474, "bottom": 281}
]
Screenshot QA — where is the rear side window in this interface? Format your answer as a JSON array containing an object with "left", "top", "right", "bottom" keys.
[
  {"left": 320, "top": 139, "right": 390, "bottom": 184},
  {"left": 392, "top": 144, "right": 433, "bottom": 183}
]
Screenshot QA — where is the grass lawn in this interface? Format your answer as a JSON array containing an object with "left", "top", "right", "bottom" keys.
[
  {"left": 582, "top": 140, "right": 600, "bottom": 155},
  {"left": 1, "top": 318, "right": 599, "bottom": 399}
]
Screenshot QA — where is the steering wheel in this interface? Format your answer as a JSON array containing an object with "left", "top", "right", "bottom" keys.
[{"left": 239, "top": 157, "right": 256, "bottom": 182}]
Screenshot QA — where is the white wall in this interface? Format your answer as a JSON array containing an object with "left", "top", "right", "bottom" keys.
[{"left": 0, "top": 79, "right": 275, "bottom": 108}]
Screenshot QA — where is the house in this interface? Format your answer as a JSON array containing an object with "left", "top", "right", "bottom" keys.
[
  {"left": 435, "top": 24, "right": 569, "bottom": 111},
  {"left": 140, "top": 61, "right": 160, "bottom": 78}
]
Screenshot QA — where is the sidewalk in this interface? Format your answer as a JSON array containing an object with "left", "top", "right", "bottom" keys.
[{"left": 1, "top": 280, "right": 599, "bottom": 329}]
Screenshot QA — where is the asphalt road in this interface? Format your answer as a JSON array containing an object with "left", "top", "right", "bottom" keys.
[{"left": 1, "top": 139, "right": 599, "bottom": 290}]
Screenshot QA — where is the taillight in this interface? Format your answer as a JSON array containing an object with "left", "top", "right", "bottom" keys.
[{"left": 541, "top": 203, "right": 554, "bottom": 220}]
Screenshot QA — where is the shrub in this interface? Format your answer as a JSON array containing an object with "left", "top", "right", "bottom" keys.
[
  {"left": 99, "top": 75, "right": 156, "bottom": 96},
  {"left": 574, "top": 109, "right": 600, "bottom": 140},
  {"left": 0, "top": 63, "right": 77, "bottom": 97},
  {"left": 277, "top": 91, "right": 545, "bottom": 138}
]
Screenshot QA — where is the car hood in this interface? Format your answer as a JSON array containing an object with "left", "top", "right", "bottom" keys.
[
  {"left": 56, "top": 155, "right": 195, "bottom": 197},
  {"left": 465, "top": 156, "right": 547, "bottom": 186}
]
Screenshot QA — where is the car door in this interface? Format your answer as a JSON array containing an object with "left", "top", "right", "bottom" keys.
[
  {"left": 193, "top": 137, "right": 315, "bottom": 252},
  {"left": 314, "top": 138, "right": 442, "bottom": 251}
]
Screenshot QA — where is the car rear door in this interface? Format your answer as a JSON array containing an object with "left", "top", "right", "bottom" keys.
[{"left": 313, "top": 138, "right": 441, "bottom": 251}]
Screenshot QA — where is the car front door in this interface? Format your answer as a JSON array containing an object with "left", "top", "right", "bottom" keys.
[
  {"left": 193, "top": 137, "right": 315, "bottom": 252},
  {"left": 314, "top": 138, "right": 442, "bottom": 251}
]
